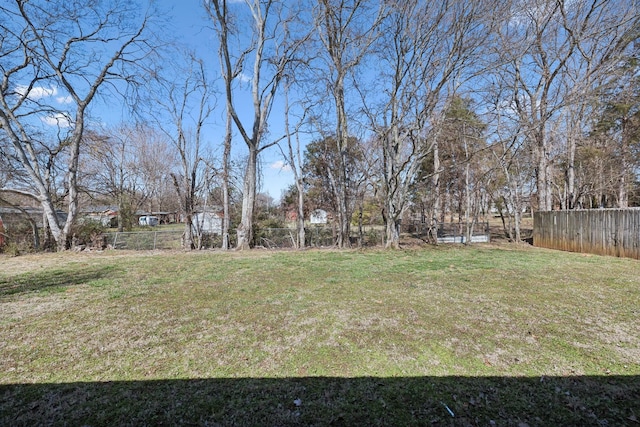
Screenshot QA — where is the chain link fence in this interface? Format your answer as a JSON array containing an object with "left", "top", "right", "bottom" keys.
[
  {"left": 104, "top": 226, "right": 386, "bottom": 250},
  {"left": 400, "top": 221, "right": 490, "bottom": 243},
  {"left": 98, "top": 223, "right": 491, "bottom": 251},
  {"left": 105, "top": 230, "right": 184, "bottom": 250},
  {"left": 255, "top": 227, "right": 384, "bottom": 248}
]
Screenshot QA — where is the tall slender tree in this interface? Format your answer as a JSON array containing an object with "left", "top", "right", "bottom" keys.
[{"left": 154, "top": 56, "right": 215, "bottom": 250}]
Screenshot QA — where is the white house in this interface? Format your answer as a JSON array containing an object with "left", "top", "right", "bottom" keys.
[
  {"left": 192, "top": 211, "right": 223, "bottom": 235},
  {"left": 310, "top": 209, "right": 328, "bottom": 224}
]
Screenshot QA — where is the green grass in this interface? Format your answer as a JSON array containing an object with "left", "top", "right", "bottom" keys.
[{"left": 1, "top": 245, "right": 639, "bottom": 425}]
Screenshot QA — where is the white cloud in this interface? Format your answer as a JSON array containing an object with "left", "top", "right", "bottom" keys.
[
  {"left": 41, "top": 113, "right": 72, "bottom": 128},
  {"left": 270, "top": 160, "right": 291, "bottom": 172},
  {"left": 15, "top": 84, "right": 58, "bottom": 100},
  {"left": 235, "top": 72, "right": 252, "bottom": 83},
  {"left": 56, "top": 95, "right": 74, "bottom": 104}
]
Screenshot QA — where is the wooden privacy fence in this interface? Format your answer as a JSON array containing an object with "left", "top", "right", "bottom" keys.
[{"left": 533, "top": 208, "right": 640, "bottom": 259}]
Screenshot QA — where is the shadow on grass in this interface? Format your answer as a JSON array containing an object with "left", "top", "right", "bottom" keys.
[
  {"left": 1, "top": 376, "right": 638, "bottom": 426},
  {"left": 0, "top": 265, "right": 119, "bottom": 298}
]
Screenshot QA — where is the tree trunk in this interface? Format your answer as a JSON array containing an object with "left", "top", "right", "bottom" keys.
[
  {"left": 535, "top": 131, "right": 552, "bottom": 211},
  {"left": 618, "top": 157, "right": 629, "bottom": 208},
  {"left": 514, "top": 203, "right": 521, "bottom": 242},
  {"left": 357, "top": 203, "right": 363, "bottom": 248},
  {"left": 61, "top": 126, "right": 82, "bottom": 249},
  {"left": 222, "top": 109, "right": 232, "bottom": 250},
  {"left": 335, "top": 77, "right": 351, "bottom": 249},
  {"left": 117, "top": 170, "right": 125, "bottom": 232},
  {"left": 296, "top": 178, "right": 305, "bottom": 249},
  {"left": 567, "top": 133, "right": 576, "bottom": 209},
  {"left": 618, "top": 117, "right": 630, "bottom": 208},
  {"left": 384, "top": 203, "right": 401, "bottom": 249},
  {"left": 497, "top": 201, "right": 512, "bottom": 241},
  {"left": 183, "top": 215, "right": 194, "bottom": 250},
  {"left": 37, "top": 196, "right": 66, "bottom": 251},
  {"left": 222, "top": 180, "right": 231, "bottom": 249},
  {"left": 383, "top": 127, "right": 402, "bottom": 249},
  {"left": 237, "top": 147, "right": 257, "bottom": 250},
  {"left": 464, "top": 142, "right": 472, "bottom": 245},
  {"left": 335, "top": 190, "right": 350, "bottom": 248},
  {"left": 183, "top": 173, "right": 195, "bottom": 250},
  {"left": 432, "top": 139, "right": 441, "bottom": 222}
]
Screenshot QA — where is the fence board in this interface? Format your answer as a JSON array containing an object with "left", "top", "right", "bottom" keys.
[{"left": 533, "top": 209, "right": 640, "bottom": 259}]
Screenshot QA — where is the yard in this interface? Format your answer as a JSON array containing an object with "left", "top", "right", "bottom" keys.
[{"left": 1, "top": 245, "right": 639, "bottom": 425}]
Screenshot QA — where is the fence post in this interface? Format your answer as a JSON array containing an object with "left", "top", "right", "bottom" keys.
[
  {"left": 153, "top": 232, "right": 157, "bottom": 250},
  {"left": 113, "top": 232, "right": 119, "bottom": 249}
]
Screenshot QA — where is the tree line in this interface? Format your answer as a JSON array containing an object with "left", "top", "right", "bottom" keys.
[{"left": 1, "top": 0, "right": 638, "bottom": 251}]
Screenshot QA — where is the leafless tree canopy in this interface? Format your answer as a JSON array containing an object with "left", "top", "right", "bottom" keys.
[
  {"left": 0, "top": 0, "right": 158, "bottom": 250},
  {"left": 2, "top": 0, "right": 638, "bottom": 251}
]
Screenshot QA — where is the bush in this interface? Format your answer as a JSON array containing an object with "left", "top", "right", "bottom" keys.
[
  {"left": 253, "top": 217, "right": 286, "bottom": 247},
  {"left": 1, "top": 241, "right": 21, "bottom": 256},
  {"left": 71, "top": 220, "right": 107, "bottom": 249},
  {"left": 0, "top": 221, "right": 39, "bottom": 254}
]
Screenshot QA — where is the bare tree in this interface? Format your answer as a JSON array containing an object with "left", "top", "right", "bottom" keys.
[
  {"left": 134, "top": 128, "right": 179, "bottom": 215},
  {"left": 0, "top": 0, "right": 157, "bottom": 250},
  {"left": 206, "top": 0, "right": 304, "bottom": 249},
  {"left": 83, "top": 126, "right": 143, "bottom": 231},
  {"left": 485, "top": 99, "right": 533, "bottom": 242},
  {"left": 154, "top": 56, "right": 215, "bottom": 250},
  {"left": 361, "top": 0, "right": 493, "bottom": 248},
  {"left": 310, "top": 0, "right": 386, "bottom": 248},
  {"left": 279, "top": 78, "right": 308, "bottom": 248},
  {"left": 494, "top": 0, "right": 638, "bottom": 211}
]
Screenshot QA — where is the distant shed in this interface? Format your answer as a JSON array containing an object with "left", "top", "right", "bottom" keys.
[
  {"left": 310, "top": 209, "right": 328, "bottom": 224},
  {"left": 192, "top": 211, "right": 223, "bottom": 235}
]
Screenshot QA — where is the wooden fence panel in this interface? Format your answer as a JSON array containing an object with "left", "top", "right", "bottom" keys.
[{"left": 533, "top": 209, "right": 640, "bottom": 259}]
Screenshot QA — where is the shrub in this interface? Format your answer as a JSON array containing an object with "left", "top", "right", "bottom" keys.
[
  {"left": 1, "top": 221, "right": 39, "bottom": 254},
  {"left": 71, "top": 220, "right": 107, "bottom": 249},
  {"left": 1, "top": 240, "right": 21, "bottom": 256}
]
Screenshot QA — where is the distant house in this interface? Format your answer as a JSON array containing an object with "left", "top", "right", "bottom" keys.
[
  {"left": 192, "top": 211, "right": 223, "bottom": 235},
  {"left": 82, "top": 206, "right": 118, "bottom": 227},
  {"left": 0, "top": 206, "right": 66, "bottom": 229},
  {"left": 310, "top": 209, "right": 328, "bottom": 225}
]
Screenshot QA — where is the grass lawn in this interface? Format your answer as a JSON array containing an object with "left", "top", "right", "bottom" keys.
[{"left": 1, "top": 245, "right": 639, "bottom": 425}]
